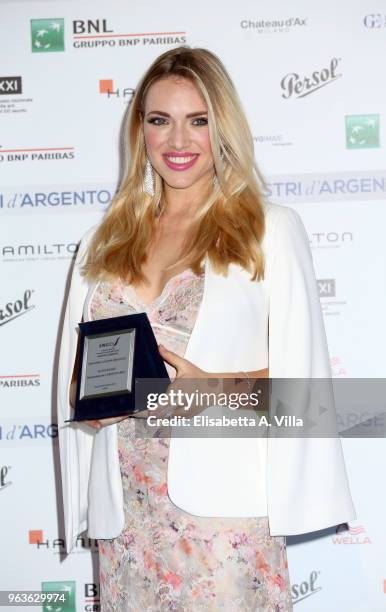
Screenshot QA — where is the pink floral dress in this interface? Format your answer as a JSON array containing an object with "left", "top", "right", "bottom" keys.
[{"left": 89, "top": 269, "right": 293, "bottom": 612}]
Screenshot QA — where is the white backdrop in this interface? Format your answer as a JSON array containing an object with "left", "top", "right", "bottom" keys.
[{"left": 1, "top": 0, "right": 386, "bottom": 610}]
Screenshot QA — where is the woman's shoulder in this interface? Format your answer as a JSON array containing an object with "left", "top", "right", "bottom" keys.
[
  {"left": 261, "top": 202, "right": 309, "bottom": 261},
  {"left": 263, "top": 201, "right": 301, "bottom": 228}
]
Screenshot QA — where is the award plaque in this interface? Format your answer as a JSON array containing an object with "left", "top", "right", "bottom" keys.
[{"left": 65, "top": 313, "right": 171, "bottom": 422}]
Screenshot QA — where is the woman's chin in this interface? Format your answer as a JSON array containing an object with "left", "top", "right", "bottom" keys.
[
  {"left": 162, "top": 176, "right": 198, "bottom": 190},
  {"left": 161, "top": 172, "right": 212, "bottom": 192}
]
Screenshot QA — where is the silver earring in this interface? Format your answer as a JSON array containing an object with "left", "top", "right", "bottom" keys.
[{"left": 143, "top": 157, "right": 154, "bottom": 196}]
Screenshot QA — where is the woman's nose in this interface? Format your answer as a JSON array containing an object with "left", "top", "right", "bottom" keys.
[{"left": 167, "top": 123, "right": 190, "bottom": 149}]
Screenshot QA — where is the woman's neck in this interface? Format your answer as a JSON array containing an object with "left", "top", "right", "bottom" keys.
[{"left": 161, "top": 176, "right": 211, "bottom": 220}]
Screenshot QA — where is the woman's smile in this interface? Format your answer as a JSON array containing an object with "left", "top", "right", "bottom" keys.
[{"left": 162, "top": 152, "right": 199, "bottom": 171}]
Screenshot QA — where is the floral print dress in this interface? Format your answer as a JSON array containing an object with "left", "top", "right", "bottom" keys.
[{"left": 89, "top": 269, "right": 293, "bottom": 612}]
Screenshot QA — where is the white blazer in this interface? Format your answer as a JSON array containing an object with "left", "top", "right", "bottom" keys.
[{"left": 57, "top": 202, "right": 356, "bottom": 554}]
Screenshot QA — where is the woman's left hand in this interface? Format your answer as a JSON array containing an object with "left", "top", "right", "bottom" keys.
[
  {"left": 153, "top": 344, "right": 219, "bottom": 420},
  {"left": 83, "top": 345, "right": 211, "bottom": 429},
  {"left": 158, "top": 344, "right": 208, "bottom": 379}
]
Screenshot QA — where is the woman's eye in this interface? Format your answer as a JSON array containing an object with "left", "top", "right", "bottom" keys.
[
  {"left": 192, "top": 117, "right": 208, "bottom": 126},
  {"left": 147, "top": 117, "right": 167, "bottom": 125},
  {"left": 147, "top": 116, "right": 208, "bottom": 126}
]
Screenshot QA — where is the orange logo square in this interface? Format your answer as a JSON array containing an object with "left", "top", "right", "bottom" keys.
[
  {"left": 29, "top": 530, "right": 43, "bottom": 544},
  {"left": 99, "top": 79, "right": 113, "bottom": 94}
]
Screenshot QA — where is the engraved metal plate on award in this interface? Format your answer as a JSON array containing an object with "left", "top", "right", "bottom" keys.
[
  {"left": 79, "top": 328, "right": 135, "bottom": 401},
  {"left": 65, "top": 313, "right": 171, "bottom": 422}
]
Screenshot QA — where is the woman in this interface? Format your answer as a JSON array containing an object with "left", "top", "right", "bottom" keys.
[{"left": 57, "top": 46, "right": 356, "bottom": 611}]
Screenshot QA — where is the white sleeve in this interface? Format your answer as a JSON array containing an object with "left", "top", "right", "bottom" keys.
[
  {"left": 265, "top": 206, "right": 357, "bottom": 535},
  {"left": 267, "top": 206, "right": 331, "bottom": 378},
  {"left": 57, "top": 231, "right": 95, "bottom": 553}
]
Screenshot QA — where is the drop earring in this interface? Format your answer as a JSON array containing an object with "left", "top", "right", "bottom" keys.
[{"left": 143, "top": 156, "right": 154, "bottom": 196}]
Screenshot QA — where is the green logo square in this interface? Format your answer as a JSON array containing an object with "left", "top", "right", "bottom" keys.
[
  {"left": 31, "top": 19, "right": 65, "bottom": 53},
  {"left": 41, "top": 581, "right": 76, "bottom": 612},
  {"left": 345, "top": 114, "right": 380, "bottom": 149}
]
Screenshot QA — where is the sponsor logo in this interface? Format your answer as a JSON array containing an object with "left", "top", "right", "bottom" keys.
[
  {"left": 0, "top": 422, "right": 57, "bottom": 442},
  {"left": 345, "top": 114, "right": 380, "bottom": 149},
  {"left": 318, "top": 278, "right": 335, "bottom": 298},
  {"left": 332, "top": 523, "right": 371, "bottom": 544},
  {"left": 31, "top": 19, "right": 65, "bottom": 53},
  {"left": 0, "top": 187, "right": 112, "bottom": 211},
  {"left": 241, "top": 17, "right": 307, "bottom": 33},
  {"left": 0, "top": 374, "right": 40, "bottom": 388},
  {"left": 72, "top": 18, "right": 186, "bottom": 49},
  {"left": 84, "top": 584, "right": 100, "bottom": 611},
  {"left": 263, "top": 170, "right": 386, "bottom": 203},
  {"left": 0, "top": 145, "right": 75, "bottom": 163},
  {"left": 0, "top": 290, "right": 35, "bottom": 327},
  {"left": 0, "top": 77, "right": 22, "bottom": 95},
  {"left": 99, "top": 79, "right": 135, "bottom": 102},
  {"left": 0, "top": 465, "right": 12, "bottom": 491},
  {"left": 30, "top": 530, "right": 98, "bottom": 553},
  {"left": 41, "top": 580, "right": 75, "bottom": 612},
  {"left": 281, "top": 58, "right": 342, "bottom": 99},
  {"left": 292, "top": 571, "right": 321, "bottom": 605},
  {"left": 317, "top": 278, "right": 347, "bottom": 317},
  {"left": 253, "top": 133, "right": 293, "bottom": 147},
  {"left": 40, "top": 581, "right": 100, "bottom": 611},
  {"left": 99, "top": 79, "right": 113, "bottom": 93},
  {"left": 0, "top": 79, "right": 33, "bottom": 115},
  {"left": 73, "top": 18, "right": 112, "bottom": 35},
  {"left": 1, "top": 242, "right": 78, "bottom": 262},
  {"left": 331, "top": 356, "right": 348, "bottom": 377},
  {"left": 364, "top": 14, "right": 386, "bottom": 28},
  {"left": 310, "top": 231, "right": 353, "bottom": 248},
  {"left": 337, "top": 409, "right": 385, "bottom": 433}
]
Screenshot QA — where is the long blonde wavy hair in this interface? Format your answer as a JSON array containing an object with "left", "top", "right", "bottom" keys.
[{"left": 82, "top": 46, "right": 267, "bottom": 283}]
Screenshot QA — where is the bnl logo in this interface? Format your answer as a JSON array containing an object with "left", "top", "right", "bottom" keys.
[
  {"left": 31, "top": 19, "right": 65, "bottom": 52},
  {"left": 41, "top": 581, "right": 76, "bottom": 612},
  {"left": 345, "top": 114, "right": 380, "bottom": 149}
]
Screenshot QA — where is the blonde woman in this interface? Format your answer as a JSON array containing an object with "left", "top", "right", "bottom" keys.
[{"left": 57, "top": 46, "right": 356, "bottom": 611}]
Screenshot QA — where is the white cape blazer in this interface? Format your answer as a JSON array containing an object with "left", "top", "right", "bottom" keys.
[{"left": 57, "top": 202, "right": 356, "bottom": 553}]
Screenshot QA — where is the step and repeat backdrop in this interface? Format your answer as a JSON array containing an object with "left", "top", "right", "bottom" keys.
[{"left": 1, "top": 0, "right": 386, "bottom": 610}]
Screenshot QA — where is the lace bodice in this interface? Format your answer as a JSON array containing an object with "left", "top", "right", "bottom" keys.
[{"left": 89, "top": 268, "right": 205, "bottom": 378}]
